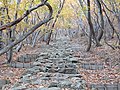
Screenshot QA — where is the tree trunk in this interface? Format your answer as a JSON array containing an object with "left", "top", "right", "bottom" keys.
[
  {"left": 86, "top": 0, "right": 101, "bottom": 51},
  {"left": 103, "top": 8, "right": 120, "bottom": 45},
  {"left": 46, "top": 0, "right": 65, "bottom": 45},
  {"left": 6, "top": 29, "right": 13, "bottom": 63},
  {"left": 0, "top": 22, "right": 3, "bottom": 50},
  {"left": 0, "top": 7, "right": 5, "bottom": 50},
  {"left": 32, "top": 31, "right": 40, "bottom": 47},
  {"left": 96, "top": 0, "right": 104, "bottom": 42}
]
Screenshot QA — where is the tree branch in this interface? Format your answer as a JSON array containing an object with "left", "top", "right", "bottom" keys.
[
  {"left": 0, "top": 0, "right": 48, "bottom": 31},
  {"left": 0, "top": 2, "right": 53, "bottom": 55}
]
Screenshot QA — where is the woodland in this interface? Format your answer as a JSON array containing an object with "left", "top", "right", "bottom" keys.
[{"left": 0, "top": 0, "right": 120, "bottom": 90}]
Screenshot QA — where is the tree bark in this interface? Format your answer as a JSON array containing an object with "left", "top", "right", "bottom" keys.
[
  {"left": 86, "top": 0, "right": 101, "bottom": 51},
  {"left": 96, "top": 0, "right": 104, "bottom": 42}
]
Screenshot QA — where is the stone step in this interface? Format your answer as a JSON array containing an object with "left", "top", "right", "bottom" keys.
[
  {"left": 90, "top": 84, "right": 120, "bottom": 90},
  {"left": 80, "top": 63, "right": 104, "bottom": 70},
  {"left": 0, "top": 79, "right": 10, "bottom": 89},
  {"left": 9, "top": 61, "right": 33, "bottom": 68},
  {"left": 17, "top": 54, "right": 38, "bottom": 63},
  {"left": 7, "top": 38, "right": 88, "bottom": 90}
]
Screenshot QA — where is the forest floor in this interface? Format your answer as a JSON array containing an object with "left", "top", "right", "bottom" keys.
[{"left": 0, "top": 35, "right": 120, "bottom": 90}]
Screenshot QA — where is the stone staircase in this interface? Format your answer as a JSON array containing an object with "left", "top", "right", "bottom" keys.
[
  {"left": 1, "top": 36, "right": 119, "bottom": 90},
  {"left": 3, "top": 37, "right": 87, "bottom": 90},
  {"left": 90, "top": 84, "right": 120, "bottom": 90},
  {"left": 9, "top": 54, "right": 39, "bottom": 68}
]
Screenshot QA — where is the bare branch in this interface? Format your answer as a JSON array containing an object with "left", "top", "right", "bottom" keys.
[
  {"left": 0, "top": 0, "right": 48, "bottom": 31},
  {"left": 0, "top": 2, "right": 53, "bottom": 55}
]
